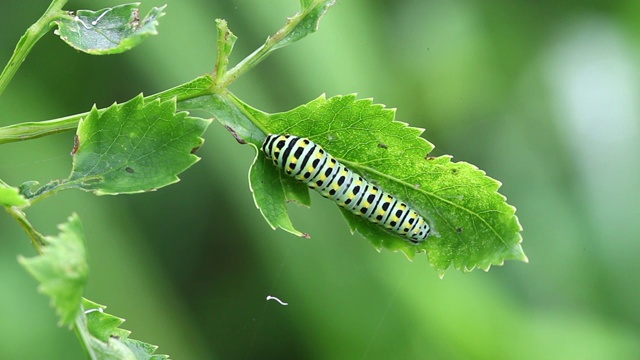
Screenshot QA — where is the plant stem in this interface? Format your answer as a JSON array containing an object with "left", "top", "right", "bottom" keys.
[
  {"left": 0, "top": 113, "right": 88, "bottom": 144},
  {"left": 5, "top": 206, "right": 46, "bottom": 253},
  {"left": 0, "top": 179, "right": 44, "bottom": 251},
  {"left": 217, "top": 32, "right": 287, "bottom": 89},
  {"left": 0, "top": 75, "right": 214, "bottom": 145},
  {"left": 0, "top": 0, "right": 69, "bottom": 96},
  {"left": 217, "top": 1, "right": 328, "bottom": 89}
]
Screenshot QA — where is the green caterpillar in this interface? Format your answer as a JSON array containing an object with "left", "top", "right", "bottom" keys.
[{"left": 262, "top": 134, "right": 431, "bottom": 244}]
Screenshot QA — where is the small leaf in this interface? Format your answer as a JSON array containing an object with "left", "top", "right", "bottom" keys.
[
  {"left": 78, "top": 299, "right": 169, "bottom": 359},
  {"left": 216, "top": 19, "right": 237, "bottom": 61},
  {"left": 0, "top": 182, "right": 28, "bottom": 206},
  {"left": 217, "top": 94, "right": 525, "bottom": 274},
  {"left": 214, "top": 19, "right": 237, "bottom": 78},
  {"left": 67, "top": 94, "right": 210, "bottom": 195},
  {"left": 54, "top": 4, "right": 166, "bottom": 55},
  {"left": 270, "top": 0, "right": 336, "bottom": 51},
  {"left": 19, "top": 214, "right": 88, "bottom": 326},
  {"left": 249, "top": 150, "right": 308, "bottom": 237}
]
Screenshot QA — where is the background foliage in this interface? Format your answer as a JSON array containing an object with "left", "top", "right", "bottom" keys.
[{"left": 1, "top": 0, "right": 639, "bottom": 359}]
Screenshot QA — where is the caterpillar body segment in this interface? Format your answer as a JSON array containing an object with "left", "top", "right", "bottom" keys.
[{"left": 262, "top": 134, "right": 431, "bottom": 244}]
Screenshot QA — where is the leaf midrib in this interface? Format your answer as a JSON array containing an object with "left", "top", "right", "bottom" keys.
[{"left": 338, "top": 157, "right": 508, "bottom": 247}]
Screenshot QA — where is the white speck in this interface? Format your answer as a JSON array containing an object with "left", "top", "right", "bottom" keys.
[{"left": 266, "top": 295, "right": 288, "bottom": 306}]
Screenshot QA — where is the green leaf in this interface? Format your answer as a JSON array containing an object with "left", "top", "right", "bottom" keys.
[
  {"left": 78, "top": 299, "right": 169, "bottom": 359},
  {"left": 0, "top": 182, "right": 28, "bottom": 206},
  {"left": 67, "top": 94, "right": 210, "bottom": 195},
  {"left": 18, "top": 214, "right": 88, "bottom": 326},
  {"left": 243, "top": 94, "right": 525, "bottom": 274},
  {"left": 249, "top": 151, "right": 308, "bottom": 237},
  {"left": 54, "top": 4, "right": 166, "bottom": 55}
]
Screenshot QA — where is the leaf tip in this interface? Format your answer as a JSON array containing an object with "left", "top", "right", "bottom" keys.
[{"left": 510, "top": 242, "right": 529, "bottom": 263}]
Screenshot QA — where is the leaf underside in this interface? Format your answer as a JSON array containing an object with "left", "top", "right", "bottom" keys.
[{"left": 54, "top": 4, "right": 166, "bottom": 55}]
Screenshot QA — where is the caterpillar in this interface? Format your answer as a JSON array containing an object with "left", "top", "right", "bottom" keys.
[{"left": 262, "top": 134, "right": 431, "bottom": 244}]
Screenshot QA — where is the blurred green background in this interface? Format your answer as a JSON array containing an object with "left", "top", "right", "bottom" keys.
[{"left": 2, "top": 0, "right": 639, "bottom": 359}]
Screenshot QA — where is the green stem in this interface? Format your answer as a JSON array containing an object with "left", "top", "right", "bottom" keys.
[
  {"left": 0, "top": 113, "right": 89, "bottom": 144},
  {"left": 5, "top": 206, "right": 46, "bottom": 253},
  {"left": 0, "top": 0, "right": 69, "bottom": 96},
  {"left": 0, "top": 181, "right": 43, "bottom": 251},
  {"left": 217, "top": 2, "right": 321, "bottom": 89},
  {"left": 0, "top": 75, "right": 214, "bottom": 145}
]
